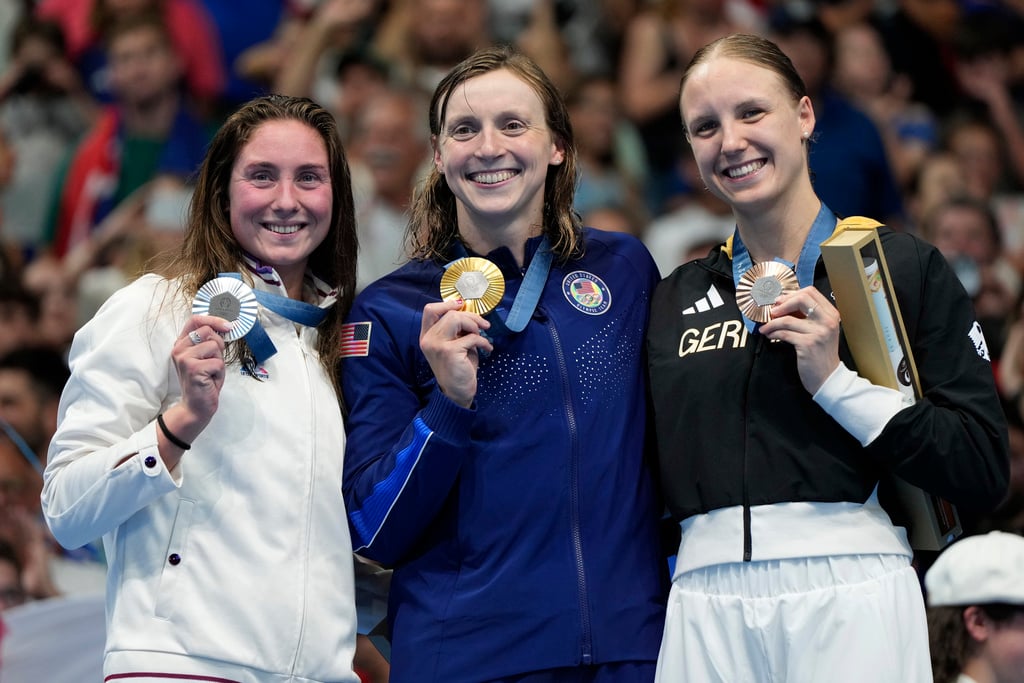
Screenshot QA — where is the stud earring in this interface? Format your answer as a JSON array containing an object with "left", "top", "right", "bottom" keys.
[{"left": 802, "top": 131, "right": 810, "bottom": 139}]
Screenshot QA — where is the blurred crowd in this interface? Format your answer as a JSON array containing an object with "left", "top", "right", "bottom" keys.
[{"left": 0, "top": 0, "right": 1022, "bottom": 671}]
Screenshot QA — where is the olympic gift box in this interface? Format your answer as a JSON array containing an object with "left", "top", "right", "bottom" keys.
[{"left": 820, "top": 217, "right": 962, "bottom": 551}]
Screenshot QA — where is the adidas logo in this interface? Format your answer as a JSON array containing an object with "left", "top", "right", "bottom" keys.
[{"left": 682, "top": 285, "right": 725, "bottom": 315}]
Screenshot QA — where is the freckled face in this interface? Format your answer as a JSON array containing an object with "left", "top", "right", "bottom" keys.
[
  {"left": 229, "top": 120, "right": 332, "bottom": 290},
  {"left": 433, "top": 69, "right": 564, "bottom": 231},
  {"left": 680, "top": 57, "right": 814, "bottom": 213}
]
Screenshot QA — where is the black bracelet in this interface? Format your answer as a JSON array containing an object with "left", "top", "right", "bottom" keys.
[{"left": 157, "top": 413, "right": 191, "bottom": 450}]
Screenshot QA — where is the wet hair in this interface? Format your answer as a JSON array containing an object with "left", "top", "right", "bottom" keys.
[
  {"left": 679, "top": 33, "right": 808, "bottom": 138},
  {"left": 407, "top": 44, "right": 582, "bottom": 262},
  {"left": 153, "top": 94, "right": 357, "bottom": 395}
]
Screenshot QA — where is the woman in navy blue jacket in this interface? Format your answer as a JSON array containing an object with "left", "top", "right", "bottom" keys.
[{"left": 340, "top": 45, "right": 667, "bottom": 683}]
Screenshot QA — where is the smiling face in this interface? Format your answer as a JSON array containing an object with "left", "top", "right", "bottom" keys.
[
  {"left": 229, "top": 119, "right": 333, "bottom": 294},
  {"left": 680, "top": 56, "right": 814, "bottom": 216},
  {"left": 433, "top": 68, "right": 564, "bottom": 237}
]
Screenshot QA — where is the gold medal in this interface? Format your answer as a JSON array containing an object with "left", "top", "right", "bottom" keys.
[
  {"left": 440, "top": 257, "right": 505, "bottom": 315},
  {"left": 736, "top": 261, "right": 798, "bottom": 323}
]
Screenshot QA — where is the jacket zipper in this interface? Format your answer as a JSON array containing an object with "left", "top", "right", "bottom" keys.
[
  {"left": 290, "top": 337, "right": 316, "bottom": 674},
  {"left": 743, "top": 334, "right": 768, "bottom": 562},
  {"left": 548, "top": 317, "right": 593, "bottom": 664}
]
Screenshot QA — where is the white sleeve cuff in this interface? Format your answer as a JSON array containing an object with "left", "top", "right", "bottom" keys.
[{"left": 812, "top": 363, "right": 915, "bottom": 446}]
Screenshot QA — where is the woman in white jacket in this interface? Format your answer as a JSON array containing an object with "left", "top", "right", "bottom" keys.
[{"left": 42, "top": 94, "right": 362, "bottom": 683}]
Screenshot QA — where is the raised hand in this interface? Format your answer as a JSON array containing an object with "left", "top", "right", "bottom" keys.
[{"left": 419, "top": 300, "right": 493, "bottom": 408}]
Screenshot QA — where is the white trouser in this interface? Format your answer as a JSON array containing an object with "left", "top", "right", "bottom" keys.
[{"left": 655, "top": 554, "right": 931, "bottom": 683}]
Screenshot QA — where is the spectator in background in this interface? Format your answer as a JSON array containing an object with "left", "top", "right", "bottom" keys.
[
  {"left": 35, "top": 0, "right": 226, "bottom": 112},
  {"left": 580, "top": 202, "right": 645, "bottom": 236},
  {"left": 0, "top": 539, "right": 27, "bottom": 610},
  {"left": 953, "top": 10, "right": 1024, "bottom": 195},
  {"left": 996, "top": 297, "right": 1024, "bottom": 505},
  {"left": 925, "top": 530, "right": 1024, "bottom": 683},
  {"left": 0, "top": 17, "right": 96, "bottom": 255},
  {"left": 20, "top": 253, "right": 79, "bottom": 353},
  {"left": 618, "top": 0, "right": 762, "bottom": 214},
  {"left": 487, "top": 0, "right": 612, "bottom": 81},
  {"left": 349, "top": 86, "right": 428, "bottom": 290},
  {"left": 331, "top": 47, "right": 390, "bottom": 145},
  {"left": 831, "top": 20, "right": 938, "bottom": 190},
  {"left": 942, "top": 116, "right": 1024, "bottom": 262},
  {"left": 567, "top": 73, "right": 648, "bottom": 230},
  {"left": 642, "top": 135, "right": 733, "bottom": 276},
  {"left": 0, "top": 431, "right": 61, "bottom": 603},
  {"left": 0, "top": 346, "right": 70, "bottom": 473},
  {"left": 46, "top": 15, "right": 209, "bottom": 261},
  {"left": 0, "top": 282, "right": 38, "bottom": 358},
  {"left": 906, "top": 151, "right": 968, "bottom": 234},
  {"left": 373, "top": 0, "right": 491, "bottom": 95},
  {"left": 876, "top": 0, "right": 963, "bottom": 119},
  {"left": 0, "top": 347, "right": 103, "bottom": 595},
  {"left": 190, "top": 0, "right": 283, "bottom": 111},
  {"left": 770, "top": 13, "right": 905, "bottom": 226},
  {"left": 919, "top": 196, "right": 1020, "bottom": 357},
  {"left": 269, "top": 0, "right": 384, "bottom": 112}
]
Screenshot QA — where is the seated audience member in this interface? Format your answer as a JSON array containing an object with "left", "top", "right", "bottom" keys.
[{"left": 926, "top": 530, "right": 1024, "bottom": 683}]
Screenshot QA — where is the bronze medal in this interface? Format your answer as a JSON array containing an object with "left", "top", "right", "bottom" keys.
[
  {"left": 736, "top": 261, "right": 799, "bottom": 323},
  {"left": 440, "top": 257, "right": 505, "bottom": 315}
]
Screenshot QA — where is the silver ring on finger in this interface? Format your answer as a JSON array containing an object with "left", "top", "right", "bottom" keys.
[
  {"left": 189, "top": 330, "right": 203, "bottom": 345},
  {"left": 805, "top": 305, "right": 816, "bottom": 318}
]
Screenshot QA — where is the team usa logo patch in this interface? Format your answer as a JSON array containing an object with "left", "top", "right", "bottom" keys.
[
  {"left": 562, "top": 271, "right": 611, "bottom": 315},
  {"left": 340, "top": 321, "right": 372, "bottom": 357}
]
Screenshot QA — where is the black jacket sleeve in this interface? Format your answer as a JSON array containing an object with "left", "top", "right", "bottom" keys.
[{"left": 866, "top": 231, "right": 1009, "bottom": 513}]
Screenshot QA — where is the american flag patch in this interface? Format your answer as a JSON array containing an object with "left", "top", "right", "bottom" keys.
[{"left": 340, "top": 322, "right": 372, "bottom": 357}]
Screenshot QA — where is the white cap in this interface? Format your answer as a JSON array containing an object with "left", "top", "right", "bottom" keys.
[{"left": 925, "top": 531, "right": 1024, "bottom": 607}]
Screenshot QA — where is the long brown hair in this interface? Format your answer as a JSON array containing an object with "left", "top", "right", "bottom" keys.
[
  {"left": 153, "top": 94, "right": 357, "bottom": 395},
  {"left": 407, "top": 44, "right": 582, "bottom": 263}
]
